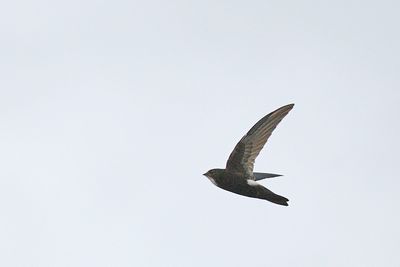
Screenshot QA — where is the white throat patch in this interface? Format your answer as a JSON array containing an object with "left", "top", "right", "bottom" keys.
[
  {"left": 205, "top": 175, "right": 218, "bottom": 186},
  {"left": 208, "top": 177, "right": 218, "bottom": 186},
  {"left": 247, "top": 180, "right": 259, "bottom": 187}
]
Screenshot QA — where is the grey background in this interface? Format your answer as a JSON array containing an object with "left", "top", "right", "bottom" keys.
[{"left": 1, "top": 0, "right": 399, "bottom": 266}]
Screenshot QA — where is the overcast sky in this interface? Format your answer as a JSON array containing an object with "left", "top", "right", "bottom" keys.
[{"left": 1, "top": 0, "right": 400, "bottom": 266}]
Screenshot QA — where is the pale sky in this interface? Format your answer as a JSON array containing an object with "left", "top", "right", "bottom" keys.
[{"left": 1, "top": 0, "right": 400, "bottom": 266}]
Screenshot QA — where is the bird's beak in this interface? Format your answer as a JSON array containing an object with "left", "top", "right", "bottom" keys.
[{"left": 203, "top": 172, "right": 208, "bottom": 177}]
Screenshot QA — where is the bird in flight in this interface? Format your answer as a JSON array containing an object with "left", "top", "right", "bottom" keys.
[{"left": 203, "top": 104, "right": 294, "bottom": 206}]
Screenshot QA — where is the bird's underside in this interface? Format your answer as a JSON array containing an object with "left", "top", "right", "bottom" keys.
[
  {"left": 204, "top": 104, "right": 294, "bottom": 206},
  {"left": 219, "top": 171, "right": 289, "bottom": 206}
]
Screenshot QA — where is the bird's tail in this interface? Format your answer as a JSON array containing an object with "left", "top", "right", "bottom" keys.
[
  {"left": 263, "top": 193, "right": 289, "bottom": 206},
  {"left": 258, "top": 186, "right": 289, "bottom": 206}
]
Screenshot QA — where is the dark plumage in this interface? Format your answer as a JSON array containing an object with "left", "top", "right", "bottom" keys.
[{"left": 203, "top": 104, "right": 294, "bottom": 206}]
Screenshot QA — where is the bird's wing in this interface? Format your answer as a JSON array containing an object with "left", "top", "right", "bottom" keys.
[{"left": 226, "top": 104, "right": 294, "bottom": 178}]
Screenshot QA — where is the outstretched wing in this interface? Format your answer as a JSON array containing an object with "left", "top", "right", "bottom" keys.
[{"left": 226, "top": 104, "right": 294, "bottom": 177}]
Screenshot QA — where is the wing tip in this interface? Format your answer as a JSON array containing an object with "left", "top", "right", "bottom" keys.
[
  {"left": 273, "top": 103, "right": 294, "bottom": 116},
  {"left": 284, "top": 103, "right": 295, "bottom": 110}
]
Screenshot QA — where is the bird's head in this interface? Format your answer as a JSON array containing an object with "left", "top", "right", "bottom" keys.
[
  {"left": 203, "top": 168, "right": 223, "bottom": 185},
  {"left": 203, "top": 169, "right": 218, "bottom": 178}
]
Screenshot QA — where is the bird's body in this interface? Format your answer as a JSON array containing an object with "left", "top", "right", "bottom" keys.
[
  {"left": 203, "top": 104, "right": 294, "bottom": 206},
  {"left": 204, "top": 169, "right": 289, "bottom": 206}
]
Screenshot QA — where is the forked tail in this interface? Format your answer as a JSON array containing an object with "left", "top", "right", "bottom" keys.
[{"left": 257, "top": 185, "right": 289, "bottom": 206}]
